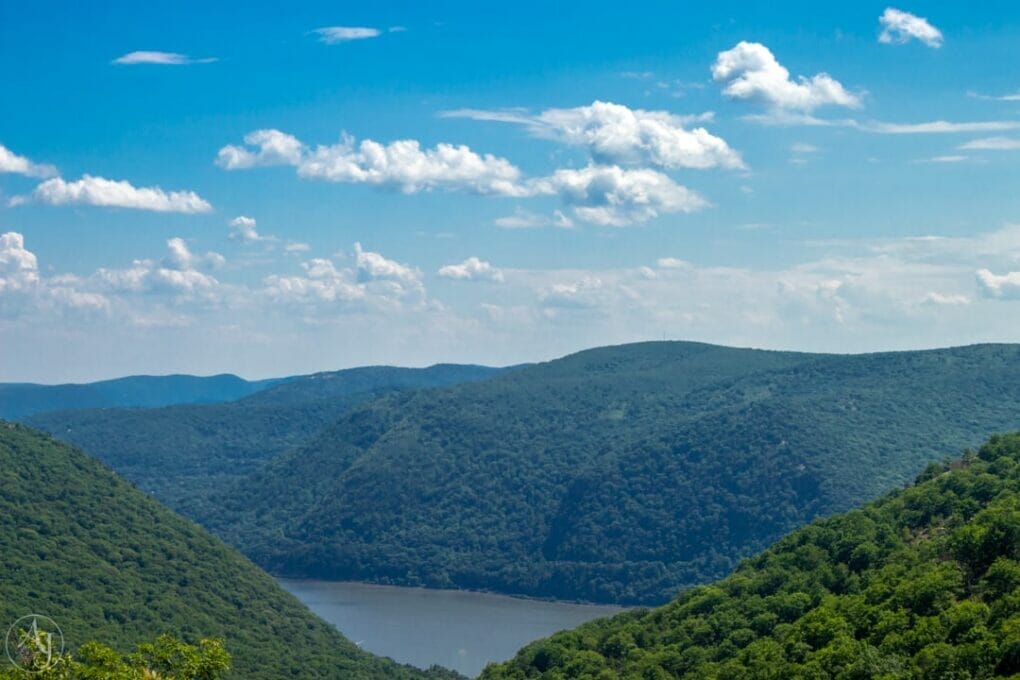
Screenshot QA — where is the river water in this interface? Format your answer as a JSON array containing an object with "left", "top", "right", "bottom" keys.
[{"left": 279, "top": 579, "right": 625, "bottom": 677}]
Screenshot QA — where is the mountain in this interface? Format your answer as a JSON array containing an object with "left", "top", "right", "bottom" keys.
[
  {"left": 0, "top": 422, "right": 461, "bottom": 680},
  {"left": 0, "top": 373, "right": 279, "bottom": 420},
  {"left": 482, "top": 432, "right": 1020, "bottom": 678},
  {"left": 26, "top": 363, "right": 505, "bottom": 515},
  {"left": 201, "top": 341, "right": 1020, "bottom": 605}
]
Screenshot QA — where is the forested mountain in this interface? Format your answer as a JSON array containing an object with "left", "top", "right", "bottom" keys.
[
  {"left": 26, "top": 363, "right": 504, "bottom": 514},
  {"left": 0, "top": 373, "right": 278, "bottom": 420},
  {"left": 201, "top": 342, "right": 1020, "bottom": 605},
  {"left": 0, "top": 422, "right": 461, "bottom": 680},
  {"left": 482, "top": 432, "right": 1020, "bottom": 679}
]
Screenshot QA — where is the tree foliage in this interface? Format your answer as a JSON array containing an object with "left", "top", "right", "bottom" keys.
[
  {"left": 206, "top": 342, "right": 1020, "bottom": 604},
  {"left": 0, "top": 423, "right": 462, "bottom": 679},
  {"left": 482, "top": 433, "right": 1020, "bottom": 679}
]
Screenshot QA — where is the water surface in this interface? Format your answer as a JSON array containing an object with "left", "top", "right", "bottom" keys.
[{"left": 278, "top": 579, "right": 624, "bottom": 677}]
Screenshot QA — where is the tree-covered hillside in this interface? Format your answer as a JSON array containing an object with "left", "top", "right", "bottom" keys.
[
  {"left": 205, "top": 342, "right": 1020, "bottom": 605},
  {"left": 0, "top": 373, "right": 277, "bottom": 420},
  {"left": 482, "top": 432, "right": 1020, "bottom": 679},
  {"left": 0, "top": 422, "right": 461, "bottom": 680},
  {"left": 27, "top": 363, "right": 503, "bottom": 514}
]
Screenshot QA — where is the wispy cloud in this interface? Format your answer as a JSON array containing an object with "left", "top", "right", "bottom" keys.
[
  {"left": 494, "top": 209, "right": 573, "bottom": 230},
  {"left": 314, "top": 26, "right": 382, "bottom": 43},
  {"left": 28, "top": 175, "right": 212, "bottom": 213},
  {"left": 112, "top": 51, "right": 217, "bottom": 65},
  {"left": 878, "top": 8, "right": 943, "bottom": 48},
  {"left": 960, "top": 137, "right": 1020, "bottom": 150},
  {"left": 968, "top": 90, "right": 1020, "bottom": 102},
  {"left": 0, "top": 144, "right": 58, "bottom": 178}
]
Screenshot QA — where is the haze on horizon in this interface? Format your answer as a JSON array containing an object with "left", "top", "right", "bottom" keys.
[{"left": 2, "top": 1, "right": 1020, "bottom": 382}]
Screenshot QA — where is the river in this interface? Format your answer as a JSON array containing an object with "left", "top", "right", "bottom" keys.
[{"left": 278, "top": 579, "right": 625, "bottom": 677}]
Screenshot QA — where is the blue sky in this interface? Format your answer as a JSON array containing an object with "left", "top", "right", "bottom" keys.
[{"left": 2, "top": 1, "right": 1020, "bottom": 381}]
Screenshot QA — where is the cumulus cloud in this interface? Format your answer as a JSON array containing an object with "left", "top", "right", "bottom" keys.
[
  {"left": 354, "top": 242, "right": 421, "bottom": 284},
  {"left": 960, "top": 137, "right": 1020, "bottom": 150},
  {"left": 712, "top": 41, "right": 861, "bottom": 113},
  {"left": 531, "top": 165, "right": 708, "bottom": 226},
  {"left": 879, "top": 8, "right": 943, "bottom": 48},
  {"left": 285, "top": 242, "right": 311, "bottom": 253},
  {"left": 31, "top": 175, "right": 212, "bottom": 213},
  {"left": 112, "top": 51, "right": 217, "bottom": 65},
  {"left": 314, "top": 27, "right": 382, "bottom": 43},
  {"left": 444, "top": 100, "right": 745, "bottom": 170},
  {"left": 0, "top": 144, "right": 58, "bottom": 178},
  {"left": 228, "top": 215, "right": 275, "bottom": 243},
  {"left": 219, "top": 128, "right": 712, "bottom": 225},
  {"left": 97, "top": 238, "right": 223, "bottom": 295},
  {"left": 0, "top": 232, "right": 40, "bottom": 293},
  {"left": 0, "top": 232, "right": 110, "bottom": 315},
  {"left": 217, "top": 129, "right": 527, "bottom": 196},
  {"left": 264, "top": 243, "right": 424, "bottom": 308},
  {"left": 216, "top": 129, "right": 305, "bottom": 169},
  {"left": 977, "top": 269, "right": 1020, "bottom": 299},
  {"left": 438, "top": 257, "right": 504, "bottom": 282}
]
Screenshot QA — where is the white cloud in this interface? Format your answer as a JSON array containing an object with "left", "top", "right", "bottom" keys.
[
  {"left": 229, "top": 215, "right": 273, "bottom": 243},
  {"left": 216, "top": 129, "right": 305, "bottom": 169},
  {"left": 444, "top": 100, "right": 745, "bottom": 170},
  {"left": 864, "top": 120, "right": 1020, "bottom": 134},
  {"left": 879, "top": 8, "right": 943, "bottom": 48},
  {"left": 657, "top": 257, "right": 692, "bottom": 269},
  {"left": 791, "top": 143, "right": 819, "bottom": 154},
  {"left": 218, "top": 129, "right": 527, "bottom": 196},
  {"left": 285, "top": 242, "right": 311, "bottom": 253},
  {"left": 219, "top": 128, "right": 712, "bottom": 225},
  {"left": 31, "top": 175, "right": 212, "bottom": 213},
  {"left": 97, "top": 238, "right": 223, "bottom": 295},
  {"left": 976, "top": 269, "right": 1020, "bottom": 299},
  {"left": 960, "top": 137, "right": 1020, "bottom": 150},
  {"left": 112, "top": 51, "right": 217, "bottom": 65},
  {"left": 914, "top": 155, "right": 968, "bottom": 164},
  {"left": 712, "top": 41, "right": 861, "bottom": 113},
  {"left": 494, "top": 209, "right": 573, "bottom": 229},
  {"left": 922, "top": 292, "right": 970, "bottom": 306},
  {"left": 314, "top": 27, "right": 381, "bottom": 43},
  {"left": 354, "top": 242, "right": 421, "bottom": 284},
  {"left": 263, "top": 244, "right": 424, "bottom": 309},
  {"left": 531, "top": 165, "right": 708, "bottom": 226},
  {"left": 0, "top": 144, "right": 58, "bottom": 178},
  {"left": 439, "top": 257, "right": 504, "bottom": 282},
  {"left": 0, "top": 232, "right": 40, "bottom": 293}
]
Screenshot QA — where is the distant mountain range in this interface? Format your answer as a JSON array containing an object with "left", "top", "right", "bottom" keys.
[
  {"left": 26, "top": 364, "right": 506, "bottom": 515},
  {"left": 0, "top": 422, "right": 462, "bottom": 680},
  {"left": 28, "top": 342, "right": 1020, "bottom": 607},
  {"left": 0, "top": 373, "right": 279, "bottom": 420},
  {"left": 482, "top": 433, "right": 1020, "bottom": 678}
]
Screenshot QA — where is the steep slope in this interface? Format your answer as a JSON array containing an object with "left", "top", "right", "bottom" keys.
[
  {"left": 27, "top": 363, "right": 504, "bottom": 515},
  {"left": 0, "top": 422, "right": 460, "bottom": 680},
  {"left": 208, "top": 342, "right": 1020, "bottom": 604},
  {"left": 0, "top": 373, "right": 278, "bottom": 420},
  {"left": 482, "top": 432, "right": 1020, "bottom": 679}
]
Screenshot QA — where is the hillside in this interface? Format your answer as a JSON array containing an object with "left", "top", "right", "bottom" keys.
[
  {"left": 27, "top": 363, "right": 504, "bottom": 514},
  {"left": 0, "top": 422, "right": 461, "bottom": 680},
  {"left": 482, "top": 432, "right": 1020, "bottom": 678},
  {"left": 203, "top": 342, "right": 1020, "bottom": 605},
  {"left": 0, "top": 373, "right": 278, "bottom": 420}
]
